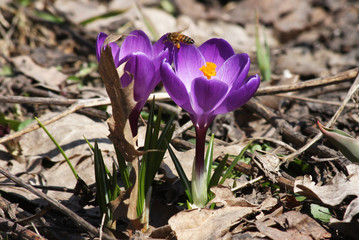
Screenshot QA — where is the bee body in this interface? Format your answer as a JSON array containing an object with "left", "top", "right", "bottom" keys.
[{"left": 166, "top": 30, "right": 195, "bottom": 49}]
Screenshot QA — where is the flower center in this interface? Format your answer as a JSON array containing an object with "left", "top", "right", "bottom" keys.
[{"left": 199, "top": 62, "right": 217, "bottom": 79}]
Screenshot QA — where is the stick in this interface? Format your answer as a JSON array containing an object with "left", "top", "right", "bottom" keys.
[
  {"left": 255, "top": 68, "right": 357, "bottom": 96},
  {"left": 282, "top": 67, "right": 359, "bottom": 163},
  {"left": 0, "top": 216, "right": 45, "bottom": 240},
  {"left": 0, "top": 167, "right": 115, "bottom": 240}
]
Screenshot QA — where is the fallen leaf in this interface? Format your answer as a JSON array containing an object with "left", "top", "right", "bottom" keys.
[
  {"left": 209, "top": 185, "right": 258, "bottom": 208},
  {"left": 11, "top": 55, "right": 67, "bottom": 91},
  {"left": 54, "top": 0, "right": 107, "bottom": 24},
  {"left": 169, "top": 206, "right": 254, "bottom": 240},
  {"left": 295, "top": 164, "right": 359, "bottom": 237},
  {"left": 259, "top": 197, "right": 279, "bottom": 212},
  {"left": 1, "top": 113, "right": 114, "bottom": 202},
  {"left": 98, "top": 45, "right": 142, "bottom": 163},
  {"left": 99, "top": 45, "right": 144, "bottom": 223},
  {"left": 256, "top": 211, "right": 331, "bottom": 240},
  {"left": 252, "top": 152, "right": 281, "bottom": 184}
]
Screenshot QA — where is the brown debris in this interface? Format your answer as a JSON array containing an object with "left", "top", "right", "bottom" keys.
[{"left": 256, "top": 211, "right": 331, "bottom": 240}]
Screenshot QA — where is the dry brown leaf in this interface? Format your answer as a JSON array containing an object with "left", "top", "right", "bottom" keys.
[
  {"left": 256, "top": 211, "right": 331, "bottom": 240},
  {"left": 209, "top": 185, "right": 258, "bottom": 208},
  {"left": 98, "top": 46, "right": 142, "bottom": 163},
  {"left": 54, "top": 0, "right": 108, "bottom": 24},
  {"left": 259, "top": 197, "right": 279, "bottom": 212},
  {"left": 295, "top": 164, "right": 359, "bottom": 237},
  {"left": 11, "top": 55, "right": 67, "bottom": 91},
  {"left": 99, "top": 45, "right": 144, "bottom": 223},
  {"left": 295, "top": 164, "right": 359, "bottom": 208},
  {"left": 103, "top": 34, "right": 127, "bottom": 46},
  {"left": 252, "top": 152, "right": 282, "bottom": 183},
  {"left": 169, "top": 206, "right": 254, "bottom": 240},
  {"left": 3, "top": 113, "right": 114, "bottom": 201}
]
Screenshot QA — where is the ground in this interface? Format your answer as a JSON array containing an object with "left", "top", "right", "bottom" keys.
[{"left": 0, "top": 0, "right": 359, "bottom": 239}]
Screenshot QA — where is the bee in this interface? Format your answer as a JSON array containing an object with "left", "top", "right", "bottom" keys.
[{"left": 165, "top": 28, "right": 195, "bottom": 49}]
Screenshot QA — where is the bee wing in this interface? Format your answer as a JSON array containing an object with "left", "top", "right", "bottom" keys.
[{"left": 175, "top": 25, "right": 190, "bottom": 34}]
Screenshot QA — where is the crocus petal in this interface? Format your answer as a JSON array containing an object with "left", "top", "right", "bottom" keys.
[
  {"left": 153, "top": 34, "right": 174, "bottom": 66},
  {"left": 120, "top": 53, "right": 155, "bottom": 102},
  {"left": 161, "top": 61, "right": 194, "bottom": 113},
  {"left": 152, "top": 49, "right": 169, "bottom": 84},
  {"left": 214, "top": 74, "right": 260, "bottom": 115},
  {"left": 96, "top": 32, "right": 120, "bottom": 67},
  {"left": 175, "top": 45, "right": 206, "bottom": 90},
  {"left": 119, "top": 30, "right": 153, "bottom": 62},
  {"left": 217, "top": 53, "right": 250, "bottom": 87},
  {"left": 190, "top": 77, "right": 228, "bottom": 114},
  {"left": 96, "top": 32, "right": 107, "bottom": 62},
  {"left": 198, "top": 38, "right": 235, "bottom": 68}
]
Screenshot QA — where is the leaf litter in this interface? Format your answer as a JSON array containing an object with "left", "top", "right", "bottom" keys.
[{"left": 0, "top": 0, "right": 359, "bottom": 239}]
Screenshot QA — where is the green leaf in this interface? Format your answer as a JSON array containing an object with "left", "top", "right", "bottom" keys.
[
  {"left": 255, "top": 13, "right": 271, "bottom": 81},
  {"left": 205, "top": 134, "right": 215, "bottom": 185},
  {"left": 17, "top": 118, "right": 33, "bottom": 131},
  {"left": 137, "top": 100, "right": 156, "bottom": 217},
  {"left": 94, "top": 142, "right": 111, "bottom": 222},
  {"left": 0, "top": 114, "right": 21, "bottom": 131},
  {"left": 167, "top": 143, "right": 193, "bottom": 203},
  {"left": 219, "top": 141, "right": 252, "bottom": 185},
  {"left": 310, "top": 203, "right": 331, "bottom": 223},
  {"left": 295, "top": 195, "right": 306, "bottom": 201},
  {"left": 80, "top": 10, "right": 127, "bottom": 26},
  {"left": 137, "top": 99, "right": 175, "bottom": 217},
  {"left": 35, "top": 117, "right": 78, "bottom": 180},
  {"left": 115, "top": 146, "right": 131, "bottom": 190},
  {"left": 0, "top": 65, "right": 13, "bottom": 76},
  {"left": 111, "top": 162, "right": 120, "bottom": 199},
  {"left": 34, "top": 10, "right": 64, "bottom": 23},
  {"left": 209, "top": 154, "right": 229, "bottom": 188},
  {"left": 160, "top": 0, "right": 176, "bottom": 14},
  {"left": 318, "top": 121, "right": 359, "bottom": 162}
]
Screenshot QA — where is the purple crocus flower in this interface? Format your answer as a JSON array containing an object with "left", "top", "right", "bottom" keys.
[
  {"left": 161, "top": 38, "right": 260, "bottom": 207},
  {"left": 96, "top": 30, "right": 171, "bottom": 136}
]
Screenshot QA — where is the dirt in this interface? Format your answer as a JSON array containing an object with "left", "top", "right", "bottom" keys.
[{"left": 0, "top": 0, "right": 359, "bottom": 239}]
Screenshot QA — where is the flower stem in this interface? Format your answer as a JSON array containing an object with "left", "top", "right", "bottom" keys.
[
  {"left": 191, "top": 126, "right": 208, "bottom": 208},
  {"left": 129, "top": 104, "right": 141, "bottom": 137}
]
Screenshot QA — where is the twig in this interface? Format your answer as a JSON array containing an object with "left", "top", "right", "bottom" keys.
[
  {"left": 245, "top": 98, "right": 349, "bottom": 164},
  {"left": 216, "top": 155, "right": 252, "bottom": 176},
  {"left": 0, "top": 92, "right": 170, "bottom": 106},
  {"left": 173, "top": 120, "right": 193, "bottom": 138},
  {"left": 255, "top": 68, "right": 358, "bottom": 96},
  {"left": 0, "top": 216, "right": 45, "bottom": 240},
  {"left": 249, "top": 136, "right": 296, "bottom": 152},
  {"left": 99, "top": 214, "right": 106, "bottom": 240},
  {"left": 0, "top": 96, "right": 80, "bottom": 105},
  {"left": 0, "top": 167, "right": 115, "bottom": 240},
  {"left": 282, "top": 68, "right": 359, "bottom": 163},
  {"left": 31, "top": 222, "right": 43, "bottom": 239},
  {"left": 276, "top": 93, "right": 357, "bottom": 108},
  {"left": 231, "top": 176, "right": 263, "bottom": 192},
  {"left": 0, "top": 183, "right": 75, "bottom": 193},
  {"left": 0, "top": 98, "right": 105, "bottom": 144}
]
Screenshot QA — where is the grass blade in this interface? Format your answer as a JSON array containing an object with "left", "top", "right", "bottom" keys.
[
  {"left": 208, "top": 154, "right": 229, "bottom": 188},
  {"left": 255, "top": 12, "right": 271, "bottom": 81},
  {"left": 94, "top": 142, "right": 111, "bottom": 222},
  {"left": 35, "top": 117, "right": 78, "bottom": 180},
  {"left": 205, "top": 134, "right": 215, "bottom": 185},
  {"left": 167, "top": 142, "right": 192, "bottom": 203},
  {"left": 115, "top": 146, "right": 132, "bottom": 190},
  {"left": 219, "top": 141, "right": 252, "bottom": 185}
]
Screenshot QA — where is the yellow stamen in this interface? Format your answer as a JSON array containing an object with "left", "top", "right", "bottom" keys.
[{"left": 199, "top": 62, "right": 217, "bottom": 79}]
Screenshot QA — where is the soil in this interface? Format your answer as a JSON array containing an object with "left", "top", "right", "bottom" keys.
[{"left": 0, "top": 0, "right": 359, "bottom": 239}]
